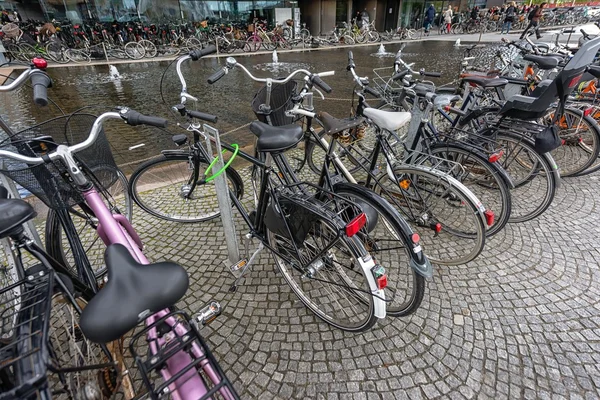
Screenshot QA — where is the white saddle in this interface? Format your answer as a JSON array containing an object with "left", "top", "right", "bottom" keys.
[{"left": 363, "top": 108, "right": 411, "bottom": 132}]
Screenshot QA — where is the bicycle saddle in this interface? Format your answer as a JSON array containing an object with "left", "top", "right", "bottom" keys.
[
  {"left": 250, "top": 121, "right": 303, "bottom": 153},
  {"left": 317, "top": 112, "right": 364, "bottom": 135},
  {"left": 462, "top": 76, "right": 508, "bottom": 88},
  {"left": 522, "top": 54, "right": 560, "bottom": 70},
  {"left": 0, "top": 198, "right": 37, "bottom": 239},
  {"left": 362, "top": 108, "right": 411, "bottom": 132},
  {"left": 79, "top": 244, "right": 189, "bottom": 343}
]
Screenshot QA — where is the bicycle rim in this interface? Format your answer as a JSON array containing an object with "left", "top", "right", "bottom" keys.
[
  {"left": 267, "top": 213, "right": 377, "bottom": 332},
  {"left": 130, "top": 154, "right": 242, "bottom": 223},
  {"left": 379, "top": 167, "right": 486, "bottom": 265},
  {"left": 332, "top": 184, "right": 426, "bottom": 316}
]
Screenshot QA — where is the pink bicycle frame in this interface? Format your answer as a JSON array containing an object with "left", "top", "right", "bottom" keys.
[{"left": 83, "top": 187, "right": 234, "bottom": 400}]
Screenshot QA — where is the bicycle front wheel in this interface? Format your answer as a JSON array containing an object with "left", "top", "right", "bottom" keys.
[
  {"left": 129, "top": 153, "right": 244, "bottom": 223},
  {"left": 332, "top": 183, "right": 427, "bottom": 317},
  {"left": 378, "top": 166, "right": 486, "bottom": 265},
  {"left": 267, "top": 204, "right": 378, "bottom": 332}
]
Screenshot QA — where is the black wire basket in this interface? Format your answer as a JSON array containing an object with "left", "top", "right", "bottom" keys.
[
  {"left": 251, "top": 80, "right": 298, "bottom": 126},
  {"left": 0, "top": 113, "right": 118, "bottom": 210},
  {"left": 0, "top": 268, "right": 54, "bottom": 400}
]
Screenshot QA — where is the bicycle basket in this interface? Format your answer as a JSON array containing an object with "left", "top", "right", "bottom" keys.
[
  {"left": 251, "top": 80, "right": 298, "bottom": 126},
  {"left": 0, "top": 113, "right": 118, "bottom": 210},
  {"left": 0, "top": 268, "right": 54, "bottom": 400},
  {"left": 1, "top": 23, "right": 20, "bottom": 39}
]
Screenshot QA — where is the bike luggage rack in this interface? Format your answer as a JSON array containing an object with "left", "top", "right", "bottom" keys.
[
  {"left": 403, "top": 149, "right": 466, "bottom": 178},
  {"left": 0, "top": 268, "right": 54, "bottom": 400},
  {"left": 128, "top": 309, "right": 238, "bottom": 400}
]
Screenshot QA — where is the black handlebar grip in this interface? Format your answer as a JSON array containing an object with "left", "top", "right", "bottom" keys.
[
  {"left": 190, "top": 45, "right": 217, "bottom": 61},
  {"left": 347, "top": 51, "right": 356, "bottom": 70},
  {"left": 422, "top": 71, "right": 442, "bottom": 78},
  {"left": 126, "top": 111, "right": 169, "bottom": 128},
  {"left": 30, "top": 70, "right": 51, "bottom": 107},
  {"left": 364, "top": 86, "right": 381, "bottom": 98},
  {"left": 0, "top": 185, "right": 8, "bottom": 199},
  {"left": 207, "top": 68, "right": 226, "bottom": 84},
  {"left": 392, "top": 70, "right": 410, "bottom": 81},
  {"left": 311, "top": 75, "right": 332, "bottom": 94},
  {"left": 187, "top": 110, "right": 218, "bottom": 123}
]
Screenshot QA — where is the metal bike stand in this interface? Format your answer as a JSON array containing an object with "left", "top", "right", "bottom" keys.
[{"left": 202, "top": 124, "right": 239, "bottom": 264}]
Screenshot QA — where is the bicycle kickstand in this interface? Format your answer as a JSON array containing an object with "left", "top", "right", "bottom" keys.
[{"left": 228, "top": 233, "right": 264, "bottom": 292}]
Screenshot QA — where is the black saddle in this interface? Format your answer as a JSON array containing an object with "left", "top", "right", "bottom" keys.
[
  {"left": 523, "top": 54, "right": 560, "bottom": 70},
  {"left": 317, "top": 112, "right": 364, "bottom": 136},
  {"left": 249, "top": 121, "right": 303, "bottom": 153},
  {"left": 0, "top": 197, "right": 37, "bottom": 239},
  {"left": 462, "top": 76, "right": 508, "bottom": 88},
  {"left": 79, "top": 244, "right": 189, "bottom": 343}
]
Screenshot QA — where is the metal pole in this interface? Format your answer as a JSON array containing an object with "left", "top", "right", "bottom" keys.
[{"left": 202, "top": 124, "right": 239, "bottom": 264}]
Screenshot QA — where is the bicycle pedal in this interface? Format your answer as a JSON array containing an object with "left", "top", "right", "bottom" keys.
[
  {"left": 230, "top": 258, "right": 248, "bottom": 276},
  {"left": 194, "top": 301, "right": 222, "bottom": 327}
]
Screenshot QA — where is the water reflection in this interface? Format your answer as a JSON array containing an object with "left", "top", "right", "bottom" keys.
[{"left": 0, "top": 41, "right": 467, "bottom": 174}]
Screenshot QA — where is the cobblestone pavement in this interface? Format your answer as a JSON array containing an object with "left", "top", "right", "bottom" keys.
[{"left": 126, "top": 162, "right": 600, "bottom": 399}]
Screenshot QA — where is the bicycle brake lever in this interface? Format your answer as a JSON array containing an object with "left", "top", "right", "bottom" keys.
[
  {"left": 314, "top": 87, "right": 325, "bottom": 100},
  {"left": 180, "top": 92, "right": 199, "bottom": 104}
]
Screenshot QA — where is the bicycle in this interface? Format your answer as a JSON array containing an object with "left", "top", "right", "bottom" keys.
[
  {"left": 0, "top": 57, "right": 238, "bottom": 399},
  {"left": 129, "top": 48, "right": 389, "bottom": 331}
]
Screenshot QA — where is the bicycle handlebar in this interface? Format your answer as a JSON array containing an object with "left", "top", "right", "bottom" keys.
[
  {"left": 0, "top": 63, "right": 52, "bottom": 107},
  {"left": 0, "top": 108, "right": 167, "bottom": 165}
]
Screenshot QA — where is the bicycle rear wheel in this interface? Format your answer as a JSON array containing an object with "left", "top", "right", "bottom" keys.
[
  {"left": 65, "top": 48, "right": 91, "bottom": 63},
  {"left": 124, "top": 41, "right": 145, "bottom": 59},
  {"left": 267, "top": 202, "right": 378, "bottom": 332},
  {"left": 378, "top": 166, "right": 486, "bottom": 265},
  {"left": 332, "top": 183, "right": 427, "bottom": 317},
  {"left": 129, "top": 153, "right": 244, "bottom": 223}
]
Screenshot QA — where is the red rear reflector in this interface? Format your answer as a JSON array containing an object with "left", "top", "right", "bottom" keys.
[
  {"left": 561, "top": 139, "right": 566, "bottom": 145},
  {"left": 584, "top": 107, "right": 594, "bottom": 117},
  {"left": 568, "top": 74, "right": 583, "bottom": 88},
  {"left": 346, "top": 213, "right": 366, "bottom": 237},
  {"left": 484, "top": 210, "right": 495, "bottom": 226},
  {"left": 488, "top": 150, "right": 504, "bottom": 163},
  {"left": 435, "top": 223, "right": 442, "bottom": 233},
  {"left": 376, "top": 275, "right": 388, "bottom": 290},
  {"left": 411, "top": 233, "right": 420, "bottom": 243}
]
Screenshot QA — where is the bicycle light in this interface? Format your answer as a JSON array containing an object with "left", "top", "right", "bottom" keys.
[
  {"left": 371, "top": 265, "right": 388, "bottom": 290},
  {"left": 32, "top": 57, "right": 48, "bottom": 70},
  {"left": 484, "top": 210, "right": 495, "bottom": 226},
  {"left": 345, "top": 212, "right": 366, "bottom": 237}
]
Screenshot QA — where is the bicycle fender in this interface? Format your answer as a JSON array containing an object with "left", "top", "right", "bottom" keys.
[
  {"left": 357, "top": 254, "right": 386, "bottom": 319},
  {"left": 410, "top": 257, "right": 433, "bottom": 279},
  {"left": 543, "top": 152, "right": 561, "bottom": 189}
]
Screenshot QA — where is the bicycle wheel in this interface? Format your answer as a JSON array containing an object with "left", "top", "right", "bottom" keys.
[
  {"left": 539, "top": 108, "right": 600, "bottom": 177},
  {"left": 494, "top": 132, "right": 558, "bottom": 223},
  {"left": 266, "top": 198, "right": 377, "bottom": 332},
  {"left": 342, "top": 35, "right": 356, "bottom": 45},
  {"left": 299, "top": 28, "right": 311, "bottom": 43},
  {"left": 424, "top": 144, "right": 512, "bottom": 236},
  {"left": 45, "top": 168, "right": 132, "bottom": 279},
  {"left": 332, "top": 183, "right": 427, "bottom": 317},
  {"left": 65, "top": 48, "right": 91, "bottom": 63},
  {"left": 406, "top": 29, "right": 417, "bottom": 39},
  {"left": 183, "top": 37, "right": 202, "bottom": 51},
  {"left": 17, "top": 43, "right": 38, "bottom": 62},
  {"left": 451, "top": 23, "right": 462, "bottom": 34},
  {"left": 129, "top": 153, "right": 244, "bottom": 223},
  {"left": 262, "top": 33, "right": 277, "bottom": 51},
  {"left": 45, "top": 41, "right": 70, "bottom": 64},
  {"left": 124, "top": 41, "right": 145, "bottom": 59},
  {"left": 367, "top": 31, "right": 380, "bottom": 42},
  {"left": 246, "top": 36, "right": 261, "bottom": 52},
  {"left": 48, "top": 293, "right": 120, "bottom": 398},
  {"left": 139, "top": 39, "right": 157, "bottom": 57},
  {"left": 378, "top": 166, "right": 486, "bottom": 265}
]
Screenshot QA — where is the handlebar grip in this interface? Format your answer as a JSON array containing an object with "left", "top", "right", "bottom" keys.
[
  {"left": 311, "top": 74, "right": 332, "bottom": 94},
  {"left": 126, "top": 111, "right": 169, "bottom": 128},
  {"left": 392, "top": 70, "right": 410, "bottom": 81},
  {"left": 207, "top": 68, "right": 226, "bottom": 84},
  {"left": 188, "top": 110, "right": 218, "bottom": 123},
  {"left": 30, "top": 70, "right": 51, "bottom": 107},
  {"left": 364, "top": 86, "right": 381, "bottom": 98},
  {"left": 190, "top": 45, "right": 217, "bottom": 61},
  {"left": 422, "top": 71, "right": 441, "bottom": 78},
  {"left": 347, "top": 51, "right": 356, "bottom": 70}
]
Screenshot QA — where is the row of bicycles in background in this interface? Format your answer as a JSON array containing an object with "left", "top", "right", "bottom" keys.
[{"left": 2, "top": 19, "right": 600, "bottom": 399}]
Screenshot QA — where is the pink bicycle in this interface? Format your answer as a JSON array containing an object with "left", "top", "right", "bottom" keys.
[{"left": 0, "top": 53, "right": 238, "bottom": 399}]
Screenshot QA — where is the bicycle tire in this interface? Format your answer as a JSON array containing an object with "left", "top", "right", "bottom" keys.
[
  {"left": 262, "top": 33, "right": 277, "bottom": 51},
  {"left": 378, "top": 166, "right": 486, "bottom": 265},
  {"left": 367, "top": 31, "right": 380, "bottom": 43},
  {"left": 494, "top": 132, "right": 558, "bottom": 223},
  {"left": 129, "top": 153, "right": 244, "bottom": 223},
  {"left": 124, "top": 41, "right": 145, "bottom": 59},
  {"left": 17, "top": 43, "right": 38, "bottom": 62},
  {"left": 65, "top": 48, "right": 91, "bottom": 63},
  {"left": 266, "top": 196, "right": 378, "bottom": 332},
  {"left": 246, "top": 36, "right": 261, "bottom": 52},
  {"left": 343, "top": 35, "right": 355, "bottom": 45},
  {"left": 332, "top": 182, "right": 427, "bottom": 316},
  {"left": 139, "top": 39, "right": 158, "bottom": 57},
  {"left": 45, "top": 168, "right": 132, "bottom": 279},
  {"left": 540, "top": 108, "right": 600, "bottom": 177},
  {"left": 425, "top": 144, "right": 512, "bottom": 237},
  {"left": 45, "top": 41, "right": 70, "bottom": 64}
]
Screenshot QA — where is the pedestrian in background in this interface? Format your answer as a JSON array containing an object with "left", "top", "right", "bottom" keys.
[
  {"left": 443, "top": 5, "right": 453, "bottom": 33},
  {"left": 520, "top": 2, "right": 546, "bottom": 40},
  {"left": 501, "top": 2, "right": 517, "bottom": 34},
  {"left": 424, "top": 4, "right": 435, "bottom": 33}
]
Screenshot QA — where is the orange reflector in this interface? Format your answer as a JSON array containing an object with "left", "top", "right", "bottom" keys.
[
  {"left": 346, "top": 213, "right": 366, "bottom": 237},
  {"left": 376, "top": 275, "right": 388, "bottom": 290},
  {"left": 399, "top": 179, "right": 411, "bottom": 190},
  {"left": 411, "top": 233, "right": 420, "bottom": 243},
  {"left": 484, "top": 210, "right": 495, "bottom": 226}
]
